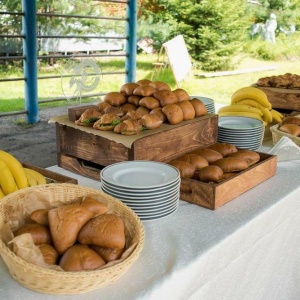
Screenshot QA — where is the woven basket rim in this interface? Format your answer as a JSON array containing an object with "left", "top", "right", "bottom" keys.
[{"left": 0, "top": 183, "right": 145, "bottom": 278}]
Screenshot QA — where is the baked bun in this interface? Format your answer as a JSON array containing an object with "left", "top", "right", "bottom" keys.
[
  {"left": 173, "top": 88, "right": 190, "bottom": 102},
  {"left": 59, "top": 244, "right": 106, "bottom": 272},
  {"left": 93, "top": 113, "right": 120, "bottom": 131},
  {"left": 177, "top": 153, "right": 209, "bottom": 170},
  {"left": 176, "top": 100, "right": 196, "bottom": 120},
  {"left": 15, "top": 223, "right": 52, "bottom": 245},
  {"left": 119, "top": 119, "right": 143, "bottom": 135},
  {"left": 168, "top": 160, "right": 195, "bottom": 179},
  {"left": 103, "top": 105, "right": 124, "bottom": 117},
  {"left": 39, "top": 244, "right": 59, "bottom": 265},
  {"left": 78, "top": 214, "right": 126, "bottom": 249},
  {"left": 133, "top": 85, "right": 156, "bottom": 97},
  {"left": 190, "top": 148, "right": 223, "bottom": 163},
  {"left": 48, "top": 205, "right": 93, "bottom": 255},
  {"left": 30, "top": 209, "right": 49, "bottom": 226},
  {"left": 211, "top": 157, "right": 249, "bottom": 172},
  {"left": 136, "top": 106, "right": 150, "bottom": 117},
  {"left": 141, "top": 114, "right": 163, "bottom": 129},
  {"left": 149, "top": 107, "right": 168, "bottom": 122},
  {"left": 136, "top": 79, "right": 152, "bottom": 86},
  {"left": 120, "top": 82, "right": 139, "bottom": 96},
  {"left": 72, "top": 195, "right": 108, "bottom": 217},
  {"left": 120, "top": 103, "right": 137, "bottom": 114},
  {"left": 139, "top": 96, "right": 161, "bottom": 110},
  {"left": 103, "top": 92, "right": 127, "bottom": 106},
  {"left": 122, "top": 110, "right": 142, "bottom": 121},
  {"left": 90, "top": 245, "right": 125, "bottom": 263},
  {"left": 149, "top": 81, "right": 171, "bottom": 91},
  {"left": 162, "top": 104, "right": 184, "bottom": 125},
  {"left": 97, "top": 102, "right": 112, "bottom": 113},
  {"left": 197, "top": 165, "right": 224, "bottom": 183},
  {"left": 227, "top": 150, "right": 260, "bottom": 166},
  {"left": 189, "top": 99, "right": 207, "bottom": 117},
  {"left": 207, "top": 143, "right": 238, "bottom": 157},
  {"left": 127, "top": 95, "right": 142, "bottom": 106},
  {"left": 278, "top": 124, "right": 300, "bottom": 136},
  {"left": 281, "top": 116, "right": 300, "bottom": 127},
  {"left": 153, "top": 90, "right": 178, "bottom": 107}
]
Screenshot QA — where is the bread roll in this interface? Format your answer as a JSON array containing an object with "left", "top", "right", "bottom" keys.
[
  {"left": 198, "top": 165, "right": 224, "bottom": 183},
  {"left": 211, "top": 157, "right": 249, "bottom": 172},
  {"left": 189, "top": 99, "right": 207, "bottom": 117},
  {"left": 133, "top": 85, "right": 156, "bottom": 97},
  {"left": 90, "top": 245, "right": 125, "bottom": 263},
  {"left": 207, "top": 143, "right": 238, "bottom": 157},
  {"left": 122, "top": 110, "right": 142, "bottom": 121},
  {"left": 139, "top": 96, "right": 161, "bottom": 110},
  {"left": 190, "top": 148, "right": 223, "bottom": 163},
  {"left": 176, "top": 100, "right": 196, "bottom": 120},
  {"left": 120, "top": 82, "right": 139, "bottom": 96},
  {"left": 97, "top": 102, "right": 112, "bottom": 113},
  {"left": 162, "top": 104, "right": 184, "bottom": 125},
  {"left": 281, "top": 116, "right": 300, "bottom": 127},
  {"left": 227, "top": 150, "right": 260, "bottom": 166},
  {"left": 153, "top": 90, "right": 178, "bottom": 107},
  {"left": 103, "top": 92, "right": 127, "bottom": 106},
  {"left": 72, "top": 195, "right": 108, "bottom": 217},
  {"left": 30, "top": 209, "right": 49, "bottom": 226},
  {"left": 136, "top": 79, "right": 152, "bottom": 86},
  {"left": 149, "top": 107, "right": 168, "bottom": 122},
  {"left": 93, "top": 113, "right": 120, "bottom": 131},
  {"left": 119, "top": 119, "right": 143, "bottom": 135},
  {"left": 177, "top": 153, "right": 209, "bottom": 170},
  {"left": 78, "top": 214, "right": 126, "bottom": 249},
  {"left": 59, "top": 244, "right": 106, "bottom": 272},
  {"left": 173, "top": 88, "right": 190, "bottom": 102},
  {"left": 48, "top": 205, "right": 94, "bottom": 255},
  {"left": 168, "top": 160, "right": 195, "bottom": 179},
  {"left": 38, "top": 244, "right": 59, "bottom": 265},
  {"left": 136, "top": 106, "right": 150, "bottom": 117},
  {"left": 278, "top": 124, "right": 300, "bottom": 136},
  {"left": 149, "top": 81, "right": 171, "bottom": 91},
  {"left": 103, "top": 106, "right": 124, "bottom": 117},
  {"left": 120, "top": 103, "right": 137, "bottom": 114},
  {"left": 15, "top": 223, "right": 52, "bottom": 245},
  {"left": 75, "top": 107, "right": 102, "bottom": 126},
  {"left": 127, "top": 95, "right": 142, "bottom": 106},
  {"left": 141, "top": 114, "right": 163, "bottom": 129}
]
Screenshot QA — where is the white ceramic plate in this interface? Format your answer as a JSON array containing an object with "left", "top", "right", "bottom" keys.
[
  {"left": 139, "top": 205, "right": 179, "bottom": 221},
  {"left": 218, "top": 116, "right": 264, "bottom": 130},
  {"left": 100, "top": 161, "right": 180, "bottom": 189},
  {"left": 134, "top": 201, "right": 179, "bottom": 217}
]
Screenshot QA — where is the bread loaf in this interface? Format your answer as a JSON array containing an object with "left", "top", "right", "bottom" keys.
[
  {"left": 59, "top": 244, "right": 106, "bottom": 272},
  {"left": 103, "top": 92, "right": 127, "bottom": 106},
  {"left": 162, "top": 104, "right": 184, "bottom": 125},
  {"left": 15, "top": 223, "right": 52, "bottom": 245},
  {"left": 177, "top": 153, "right": 209, "bottom": 170},
  {"left": 211, "top": 157, "right": 249, "bottom": 172},
  {"left": 139, "top": 96, "right": 161, "bottom": 110},
  {"left": 190, "top": 148, "right": 223, "bottom": 163},
  {"left": 168, "top": 160, "right": 196, "bottom": 179},
  {"left": 278, "top": 124, "right": 300, "bottom": 136},
  {"left": 149, "top": 81, "right": 171, "bottom": 91},
  {"left": 189, "top": 99, "right": 207, "bottom": 117},
  {"left": 120, "top": 82, "right": 139, "bottom": 95},
  {"left": 78, "top": 214, "right": 126, "bottom": 249},
  {"left": 91, "top": 245, "right": 125, "bottom": 263},
  {"left": 207, "top": 143, "right": 238, "bottom": 157},
  {"left": 227, "top": 150, "right": 260, "bottom": 166},
  {"left": 72, "top": 195, "right": 108, "bottom": 217},
  {"left": 197, "top": 165, "right": 224, "bottom": 183},
  {"left": 173, "top": 88, "right": 190, "bottom": 102},
  {"left": 48, "top": 205, "right": 94, "bottom": 255},
  {"left": 153, "top": 90, "right": 178, "bottom": 107},
  {"left": 38, "top": 244, "right": 59, "bottom": 265},
  {"left": 30, "top": 209, "right": 49, "bottom": 226},
  {"left": 281, "top": 116, "right": 300, "bottom": 127},
  {"left": 176, "top": 100, "right": 196, "bottom": 120},
  {"left": 133, "top": 85, "right": 156, "bottom": 97}
]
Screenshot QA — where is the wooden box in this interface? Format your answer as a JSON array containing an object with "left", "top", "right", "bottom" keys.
[
  {"left": 54, "top": 109, "right": 218, "bottom": 180},
  {"left": 253, "top": 85, "right": 300, "bottom": 111},
  {"left": 22, "top": 163, "right": 78, "bottom": 184},
  {"left": 179, "top": 151, "right": 277, "bottom": 210}
]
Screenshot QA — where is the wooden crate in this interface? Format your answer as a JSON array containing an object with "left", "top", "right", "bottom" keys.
[
  {"left": 253, "top": 85, "right": 300, "bottom": 111},
  {"left": 179, "top": 151, "right": 277, "bottom": 210},
  {"left": 55, "top": 112, "right": 218, "bottom": 180},
  {"left": 22, "top": 163, "right": 78, "bottom": 184}
]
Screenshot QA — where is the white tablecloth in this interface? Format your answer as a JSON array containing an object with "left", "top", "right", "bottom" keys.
[{"left": 1, "top": 146, "right": 300, "bottom": 300}]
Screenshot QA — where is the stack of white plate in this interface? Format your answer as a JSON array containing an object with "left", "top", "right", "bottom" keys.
[
  {"left": 217, "top": 116, "right": 265, "bottom": 150},
  {"left": 100, "top": 161, "right": 181, "bottom": 221},
  {"left": 190, "top": 95, "right": 216, "bottom": 114}
]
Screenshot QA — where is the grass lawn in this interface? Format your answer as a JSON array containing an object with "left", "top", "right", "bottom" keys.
[{"left": 0, "top": 53, "right": 299, "bottom": 113}]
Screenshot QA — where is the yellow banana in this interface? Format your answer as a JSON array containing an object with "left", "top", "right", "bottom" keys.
[
  {"left": 218, "top": 104, "right": 264, "bottom": 117},
  {"left": 270, "top": 109, "right": 284, "bottom": 123},
  {"left": 231, "top": 86, "right": 271, "bottom": 109},
  {"left": 0, "top": 158, "right": 18, "bottom": 195},
  {"left": 0, "top": 187, "right": 5, "bottom": 199},
  {"left": 218, "top": 111, "right": 266, "bottom": 125},
  {"left": 0, "top": 150, "right": 28, "bottom": 189},
  {"left": 24, "top": 168, "right": 38, "bottom": 187},
  {"left": 24, "top": 168, "right": 47, "bottom": 185}
]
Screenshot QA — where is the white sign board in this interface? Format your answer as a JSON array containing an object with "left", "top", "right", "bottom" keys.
[{"left": 162, "top": 35, "right": 192, "bottom": 85}]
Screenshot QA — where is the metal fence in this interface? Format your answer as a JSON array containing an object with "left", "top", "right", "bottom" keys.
[{"left": 0, "top": 0, "right": 137, "bottom": 123}]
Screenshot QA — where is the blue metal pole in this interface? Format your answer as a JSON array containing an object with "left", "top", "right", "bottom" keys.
[
  {"left": 22, "top": 0, "right": 39, "bottom": 123},
  {"left": 125, "top": 0, "right": 137, "bottom": 83}
]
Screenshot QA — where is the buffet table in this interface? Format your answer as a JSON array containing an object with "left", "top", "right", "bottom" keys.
[{"left": 1, "top": 145, "right": 300, "bottom": 300}]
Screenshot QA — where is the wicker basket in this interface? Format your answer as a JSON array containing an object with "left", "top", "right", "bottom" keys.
[
  {"left": 0, "top": 183, "right": 145, "bottom": 295},
  {"left": 270, "top": 114, "right": 300, "bottom": 146}
]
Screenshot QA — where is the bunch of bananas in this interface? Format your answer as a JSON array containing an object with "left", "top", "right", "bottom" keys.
[
  {"left": 0, "top": 150, "right": 47, "bottom": 199},
  {"left": 217, "top": 86, "right": 283, "bottom": 125}
]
